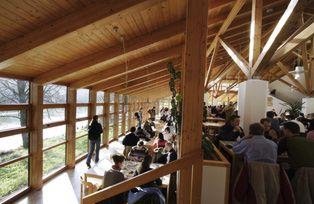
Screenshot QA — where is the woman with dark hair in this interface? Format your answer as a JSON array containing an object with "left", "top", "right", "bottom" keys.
[
  {"left": 134, "top": 155, "right": 162, "bottom": 188},
  {"left": 153, "top": 133, "right": 167, "bottom": 148}
]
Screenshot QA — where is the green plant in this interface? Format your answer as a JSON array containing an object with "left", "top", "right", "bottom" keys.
[
  {"left": 167, "top": 62, "right": 182, "bottom": 133},
  {"left": 202, "top": 134, "right": 214, "bottom": 160},
  {"left": 282, "top": 101, "right": 304, "bottom": 119}
]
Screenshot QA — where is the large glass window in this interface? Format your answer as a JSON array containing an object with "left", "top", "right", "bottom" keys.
[
  {"left": 76, "top": 106, "right": 88, "bottom": 118},
  {"left": 43, "top": 108, "right": 65, "bottom": 124},
  {"left": 77, "top": 89, "right": 89, "bottom": 103},
  {"left": 43, "top": 84, "right": 67, "bottom": 104},
  {"left": 43, "top": 144, "right": 65, "bottom": 177},
  {"left": 43, "top": 125, "right": 66, "bottom": 149},
  {"left": 108, "top": 126, "right": 114, "bottom": 141},
  {"left": 119, "top": 95, "right": 123, "bottom": 103},
  {"left": 97, "top": 91, "right": 104, "bottom": 103},
  {"left": 109, "top": 114, "right": 114, "bottom": 126},
  {"left": 109, "top": 105, "right": 114, "bottom": 114},
  {"left": 0, "top": 78, "right": 29, "bottom": 104},
  {"left": 0, "top": 134, "right": 29, "bottom": 164},
  {"left": 0, "top": 158, "right": 28, "bottom": 201},
  {"left": 96, "top": 106, "right": 103, "bottom": 115},
  {"left": 109, "top": 93, "right": 115, "bottom": 103},
  {"left": 0, "top": 110, "right": 27, "bottom": 131},
  {"left": 76, "top": 120, "right": 88, "bottom": 137},
  {"left": 75, "top": 136, "right": 88, "bottom": 158}
]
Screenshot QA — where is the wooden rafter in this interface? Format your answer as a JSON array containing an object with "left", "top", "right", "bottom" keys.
[
  {"left": 277, "top": 62, "right": 308, "bottom": 95},
  {"left": 269, "top": 17, "right": 314, "bottom": 64},
  {"left": 70, "top": 45, "right": 181, "bottom": 88},
  {"left": 302, "top": 43, "right": 311, "bottom": 93},
  {"left": 125, "top": 81, "right": 169, "bottom": 95},
  {"left": 0, "top": 0, "right": 161, "bottom": 69},
  {"left": 219, "top": 37, "right": 250, "bottom": 77},
  {"left": 33, "top": 20, "right": 185, "bottom": 84},
  {"left": 251, "top": 0, "right": 302, "bottom": 75},
  {"left": 249, "top": 0, "right": 263, "bottom": 68},
  {"left": 204, "top": 41, "right": 219, "bottom": 87},
  {"left": 206, "top": 0, "right": 246, "bottom": 57}
]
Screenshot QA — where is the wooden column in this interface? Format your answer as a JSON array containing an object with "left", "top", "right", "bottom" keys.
[
  {"left": 178, "top": 0, "right": 208, "bottom": 203},
  {"left": 113, "top": 94, "right": 119, "bottom": 139},
  {"left": 29, "top": 83, "right": 43, "bottom": 189},
  {"left": 66, "top": 88, "right": 76, "bottom": 168},
  {"left": 89, "top": 90, "right": 96, "bottom": 119},
  {"left": 249, "top": 0, "right": 262, "bottom": 69},
  {"left": 121, "top": 95, "right": 126, "bottom": 134},
  {"left": 103, "top": 92, "right": 110, "bottom": 146}
]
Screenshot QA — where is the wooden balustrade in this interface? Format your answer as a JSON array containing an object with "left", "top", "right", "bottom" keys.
[{"left": 82, "top": 150, "right": 202, "bottom": 204}]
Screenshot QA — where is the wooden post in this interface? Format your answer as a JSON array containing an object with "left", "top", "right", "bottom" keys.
[
  {"left": 178, "top": 0, "right": 208, "bottom": 204},
  {"left": 114, "top": 94, "right": 119, "bottom": 139},
  {"left": 121, "top": 95, "right": 126, "bottom": 134},
  {"left": 29, "top": 83, "right": 43, "bottom": 189},
  {"left": 89, "top": 90, "right": 96, "bottom": 119},
  {"left": 66, "top": 88, "right": 76, "bottom": 168},
  {"left": 103, "top": 92, "right": 110, "bottom": 146},
  {"left": 249, "top": 0, "right": 262, "bottom": 69}
]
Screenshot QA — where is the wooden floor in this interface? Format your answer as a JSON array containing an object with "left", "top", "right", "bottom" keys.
[{"left": 16, "top": 139, "right": 125, "bottom": 204}]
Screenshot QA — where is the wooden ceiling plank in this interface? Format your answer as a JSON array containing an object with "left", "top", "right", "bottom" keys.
[
  {"left": 125, "top": 81, "right": 169, "bottom": 95},
  {"left": 251, "top": 0, "right": 302, "bottom": 75},
  {"left": 269, "top": 17, "right": 314, "bottom": 64},
  {"left": 204, "top": 41, "right": 219, "bottom": 87},
  {"left": 206, "top": 0, "right": 246, "bottom": 57},
  {"left": 277, "top": 61, "right": 307, "bottom": 95},
  {"left": 33, "top": 20, "right": 185, "bottom": 84},
  {"left": 249, "top": 0, "right": 263, "bottom": 68},
  {"left": 0, "top": 0, "right": 161, "bottom": 69},
  {"left": 70, "top": 45, "right": 181, "bottom": 88},
  {"left": 219, "top": 37, "right": 250, "bottom": 77}
]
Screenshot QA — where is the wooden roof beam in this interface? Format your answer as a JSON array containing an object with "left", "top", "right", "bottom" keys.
[
  {"left": 269, "top": 17, "right": 314, "bottom": 64},
  {"left": 251, "top": 0, "right": 303, "bottom": 76},
  {"left": 34, "top": 20, "right": 185, "bottom": 84},
  {"left": 112, "top": 76, "right": 170, "bottom": 93},
  {"left": 219, "top": 37, "right": 250, "bottom": 77},
  {"left": 0, "top": 0, "right": 161, "bottom": 70},
  {"left": 126, "top": 81, "right": 169, "bottom": 95},
  {"left": 206, "top": 0, "right": 247, "bottom": 57},
  {"left": 70, "top": 45, "right": 181, "bottom": 88}
]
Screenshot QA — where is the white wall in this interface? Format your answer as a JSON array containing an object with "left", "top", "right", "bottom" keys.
[
  {"left": 266, "top": 95, "right": 289, "bottom": 116},
  {"left": 302, "top": 98, "right": 314, "bottom": 116}
]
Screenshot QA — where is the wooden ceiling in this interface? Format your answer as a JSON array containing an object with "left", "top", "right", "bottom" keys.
[{"left": 0, "top": 0, "right": 313, "bottom": 98}]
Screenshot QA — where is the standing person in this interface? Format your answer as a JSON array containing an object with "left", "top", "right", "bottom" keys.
[
  {"left": 148, "top": 107, "right": 156, "bottom": 121},
  {"left": 138, "top": 107, "right": 143, "bottom": 122},
  {"left": 122, "top": 127, "right": 139, "bottom": 157},
  {"left": 134, "top": 112, "right": 142, "bottom": 128},
  {"left": 217, "top": 115, "right": 244, "bottom": 141},
  {"left": 260, "top": 118, "right": 279, "bottom": 142},
  {"left": 86, "top": 115, "right": 103, "bottom": 168}
]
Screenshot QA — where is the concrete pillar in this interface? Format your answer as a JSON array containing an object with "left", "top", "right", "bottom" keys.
[
  {"left": 237, "top": 79, "right": 268, "bottom": 135},
  {"left": 302, "top": 97, "right": 314, "bottom": 116}
]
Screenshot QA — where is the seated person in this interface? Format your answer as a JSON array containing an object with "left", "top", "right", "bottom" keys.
[
  {"left": 122, "top": 127, "right": 139, "bottom": 157},
  {"left": 135, "top": 127, "right": 150, "bottom": 141},
  {"left": 163, "top": 127, "right": 175, "bottom": 142},
  {"left": 163, "top": 121, "right": 175, "bottom": 134},
  {"left": 233, "top": 123, "right": 277, "bottom": 164},
  {"left": 217, "top": 115, "right": 244, "bottom": 141},
  {"left": 134, "top": 155, "right": 162, "bottom": 188},
  {"left": 278, "top": 122, "right": 314, "bottom": 178},
  {"left": 156, "top": 142, "right": 177, "bottom": 164},
  {"left": 306, "top": 120, "right": 314, "bottom": 141},
  {"left": 143, "top": 119, "right": 155, "bottom": 138},
  {"left": 102, "top": 154, "right": 127, "bottom": 204},
  {"left": 128, "top": 141, "right": 149, "bottom": 162},
  {"left": 153, "top": 133, "right": 167, "bottom": 149},
  {"left": 260, "top": 118, "right": 279, "bottom": 142}
]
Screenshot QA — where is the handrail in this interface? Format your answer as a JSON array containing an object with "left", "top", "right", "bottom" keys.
[{"left": 82, "top": 150, "right": 202, "bottom": 204}]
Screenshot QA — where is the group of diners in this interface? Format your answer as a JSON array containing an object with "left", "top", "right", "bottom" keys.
[{"left": 212, "top": 109, "right": 314, "bottom": 202}]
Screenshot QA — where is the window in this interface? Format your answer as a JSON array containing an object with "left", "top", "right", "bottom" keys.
[
  {"left": 43, "top": 84, "right": 66, "bottom": 104},
  {"left": 77, "top": 89, "right": 89, "bottom": 103},
  {"left": 43, "top": 108, "right": 65, "bottom": 124},
  {"left": 76, "top": 106, "right": 88, "bottom": 118},
  {"left": 109, "top": 105, "right": 114, "bottom": 114},
  {"left": 96, "top": 106, "right": 103, "bottom": 115},
  {"left": 75, "top": 136, "right": 88, "bottom": 158},
  {"left": 97, "top": 91, "right": 104, "bottom": 103},
  {"left": 0, "top": 158, "right": 28, "bottom": 201},
  {"left": 109, "top": 93, "right": 115, "bottom": 103},
  {"left": 119, "top": 94, "right": 123, "bottom": 103},
  {"left": 43, "top": 125, "right": 66, "bottom": 149},
  {"left": 108, "top": 126, "right": 114, "bottom": 141},
  {"left": 0, "top": 78, "right": 29, "bottom": 104},
  {"left": 0, "top": 110, "right": 27, "bottom": 131},
  {"left": 76, "top": 120, "right": 88, "bottom": 138},
  {"left": 0, "top": 134, "right": 29, "bottom": 164},
  {"left": 109, "top": 115, "right": 114, "bottom": 126},
  {"left": 43, "top": 144, "right": 65, "bottom": 177}
]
